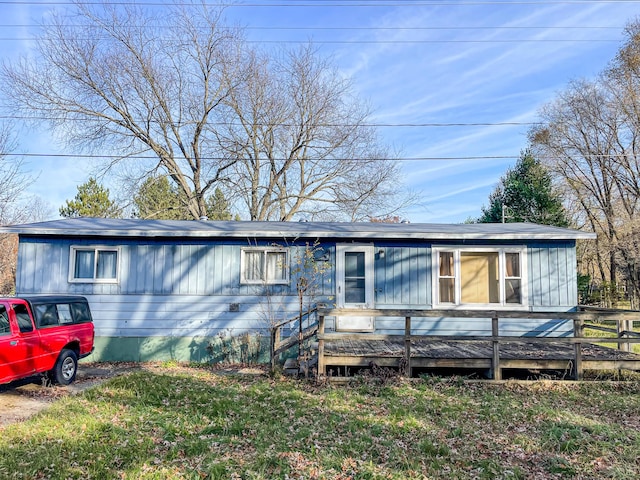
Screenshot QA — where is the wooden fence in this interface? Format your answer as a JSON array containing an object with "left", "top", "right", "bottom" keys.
[{"left": 316, "top": 308, "right": 640, "bottom": 380}]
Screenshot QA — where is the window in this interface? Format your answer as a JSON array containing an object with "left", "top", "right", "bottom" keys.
[
  {"left": 434, "top": 247, "right": 526, "bottom": 307},
  {"left": 13, "top": 304, "right": 33, "bottom": 333},
  {"left": 241, "top": 248, "right": 289, "bottom": 284},
  {"left": 0, "top": 306, "right": 9, "bottom": 335},
  {"left": 70, "top": 247, "right": 119, "bottom": 282},
  {"left": 33, "top": 302, "right": 92, "bottom": 328}
]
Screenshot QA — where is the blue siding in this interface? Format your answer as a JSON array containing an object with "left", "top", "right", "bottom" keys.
[
  {"left": 16, "top": 237, "right": 579, "bottom": 346},
  {"left": 528, "top": 242, "right": 577, "bottom": 309},
  {"left": 374, "top": 246, "right": 430, "bottom": 307}
]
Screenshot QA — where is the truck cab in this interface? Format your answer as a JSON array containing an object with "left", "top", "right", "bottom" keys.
[{"left": 0, "top": 296, "right": 94, "bottom": 385}]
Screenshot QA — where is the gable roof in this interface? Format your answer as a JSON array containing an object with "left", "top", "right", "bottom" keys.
[{"left": 1, "top": 218, "right": 596, "bottom": 241}]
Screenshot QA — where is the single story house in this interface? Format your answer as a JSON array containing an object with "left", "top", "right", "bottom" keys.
[{"left": 1, "top": 218, "right": 595, "bottom": 363}]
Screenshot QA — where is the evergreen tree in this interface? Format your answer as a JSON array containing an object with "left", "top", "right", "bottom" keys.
[
  {"left": 134, "top": 178, "right": 234, "bottom": 221},
  {"left": 205, "top": 188, "right": 233, "bottom": 221},
  {"left": 477, "top": 150, "right": 569, "bottom": 227},
  {"left": 133, "top": 176, "right": 187, "bottom": 220},
  {"left": 59, "top": 177, "right": 121, "bottom": 218}
]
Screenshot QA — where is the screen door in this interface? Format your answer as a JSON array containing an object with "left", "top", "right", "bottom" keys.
[{"left": 335, "top": 244, "right": 374, "bottom": 331}]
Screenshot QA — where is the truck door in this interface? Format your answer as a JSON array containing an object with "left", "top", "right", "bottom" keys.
[{"left": 0, "top": 303, "right": 41, "bottom": 382}]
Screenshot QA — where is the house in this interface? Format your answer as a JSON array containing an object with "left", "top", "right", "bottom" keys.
[{"left": 1, "top": 218, "right": 596, "bottom": 363}]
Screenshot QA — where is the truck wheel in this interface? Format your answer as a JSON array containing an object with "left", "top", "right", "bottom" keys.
[{"left": 50, "top": 349, "right": 78, "bottom": 385}]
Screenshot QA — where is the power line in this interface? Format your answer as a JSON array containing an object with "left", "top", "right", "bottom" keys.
[
  {"left": 5, "top": 152, "right": 519, "bottom": 161},
  {"left": 0, "top": 24, "right": 624, "bottom": 30},
  {"left": 0, "top": 0, "right": 639, "bottom": 5},
  {"left": 0, "top": 37, "right": 621, "bottom": 43},
  {"left": 7, "top": 152, "right": 639, "bottom": 161},
  {"left": 0, "top": 116, "right": 541, "bottom": 127}
]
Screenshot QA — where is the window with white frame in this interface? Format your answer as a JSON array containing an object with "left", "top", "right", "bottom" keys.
[
  {"left": 240, "top": 247, "right": 289, "bottom": 284},
  {"left": 70, "top": 246, "right": 119, "bottom": 282},
  {"left": 434, "top": 247, "right": 526, "bottom": 307}
]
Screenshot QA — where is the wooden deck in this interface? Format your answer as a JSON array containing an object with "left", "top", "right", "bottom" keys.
[
  {"left": 323, "top": 338, "right": 640, "bottom": 375},
  {"left": 315, "top": 307, "right": 640, "bottom": 380}
]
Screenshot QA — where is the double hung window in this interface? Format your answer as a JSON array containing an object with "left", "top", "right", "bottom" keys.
[
  {"left": 241, "top": 248, "right": 289, "bottom": 284},
  {"left": 434, "top": 247, "right": 526, "bottom": 307},
  {"left": 70, "top": 247, "right": 119, "bottom": 282}
]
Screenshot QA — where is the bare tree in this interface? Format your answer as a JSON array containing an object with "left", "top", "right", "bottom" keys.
[
  {"left": 2, "top": 1, "right": 412, "bottom": 222},
  {"left": 530, "top": 21, "right": 640, "bottom": 307},
  {"left": 2, "top": 1, "right": 242, "bottom": 220},
  {"left": 530, "top": 80, "right": 622, "bottom": 285},
  {"left": 219, "top": 44, "right": 409, "bottom": 221},
  {"left": 0, "top": 125, "right": 52, "bottom": 294}
]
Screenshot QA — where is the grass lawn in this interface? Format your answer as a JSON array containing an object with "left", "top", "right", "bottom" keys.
[{"left": 0, "top": 365, "right": 639, "bottom": 479}]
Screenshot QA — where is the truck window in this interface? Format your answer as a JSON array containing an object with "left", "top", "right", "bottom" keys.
[
  {"left": 34, "top": 304, "right": 59, "bottom": 327},
  {"left": 13, "top": 304, "right": 34, "bottom": 333},
  {"left": 0, "top": 305, "right": 9, "bottom": 335},
  {"left": 57, "top": 304, "right": 73, "bottom": 324},
  {"left": 70, "top": 302, "right": 92, "bottom": 323}
]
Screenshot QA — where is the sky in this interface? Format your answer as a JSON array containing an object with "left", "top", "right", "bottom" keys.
[{"left": 2, "top": 0, "right": 640, "bottom": 223}]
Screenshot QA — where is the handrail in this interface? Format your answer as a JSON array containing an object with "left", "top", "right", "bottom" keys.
[
  {"left": 270, "top": 305, "right": 319, "bottom": 370},
  {"left": 271, "top": 306, "right": 319, "bottom": 331},
  {"left": 316, "top": 307, "right": 640, "bottom": 322}
]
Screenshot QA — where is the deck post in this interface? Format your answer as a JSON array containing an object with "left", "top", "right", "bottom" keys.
[
  {"left": 317, "top": 315, "right": 326, "bottom": 378},
  {"left": 573, "top": 318, "right": 583, "bottom": 380},
  {"left": 270, "top": 325, "right": 280, "bottom": 372},
  {"left": 405, "top": 316, "right": 412, "bottom": 377},
  {"left": 491, "top": 314, "right": 501, "bottom": 380},
  {"left": 618, "top": 319, "right": 632, "bottom": 353}
]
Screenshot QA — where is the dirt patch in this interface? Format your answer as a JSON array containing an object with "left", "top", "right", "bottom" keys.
[{"left": 0, "top": 362, "right": 138, "bottom": 428}]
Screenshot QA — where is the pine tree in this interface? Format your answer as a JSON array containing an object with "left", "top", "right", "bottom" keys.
[
  {"left": 477, "top": 150, "right": 569, "bottom": 227},
  {"left": 59, "top": 177, "right": 121, "bottom": 218},
  {"left": 205, "top": 188, "right": 233, "bottom": 220},
  {"left": 133, "top": 176, "right": 187, "bottom": 220}
]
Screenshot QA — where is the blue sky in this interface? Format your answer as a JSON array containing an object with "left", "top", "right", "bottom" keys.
[{"left": 2, "top": 0, "right": 640, "bottom": 223}]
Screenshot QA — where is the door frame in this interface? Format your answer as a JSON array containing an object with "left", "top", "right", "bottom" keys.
[{"left": 335, "top": 243, "right": 375, "bottom": 332}]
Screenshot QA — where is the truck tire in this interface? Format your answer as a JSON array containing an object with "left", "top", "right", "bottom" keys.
[{"left": 50, "top": 349, "right": 78, "bottom": 385}]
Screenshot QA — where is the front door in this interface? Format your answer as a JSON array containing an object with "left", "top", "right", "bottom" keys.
[{"left": 335, "top": 244, "right": 374, "bottom": 331}]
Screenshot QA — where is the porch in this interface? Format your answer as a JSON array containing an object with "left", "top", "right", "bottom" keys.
[{"left": 311, "top": 307, "right": 640, "bottom": 380}]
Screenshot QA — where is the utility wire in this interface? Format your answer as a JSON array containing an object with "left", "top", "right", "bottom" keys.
[
  {"left": 4, "top": 152, "right": 519, "bottom": 160},
  {"left": 0, "top": 0, "right": 640, "bottom": 5},
  {"left": 4, "top": 152, "right": 637, "bottom": 160},
  {"left": 0, "top": 37, "right": 620, "bottom": 43},
  {"left": 0, "top": 116, "right": 541, "bottom": 127}
]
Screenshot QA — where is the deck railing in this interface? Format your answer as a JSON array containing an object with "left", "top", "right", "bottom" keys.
[
  {"left": 270, "top": 305, "right": 319, "bottom": 370},
  {"left": 316, "top": 308, "right": 640, "bottom": 380}
]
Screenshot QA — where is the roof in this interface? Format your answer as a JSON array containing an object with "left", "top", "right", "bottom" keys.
[{"left": 0, "top": 218, "right": 597, "bottom": 241}]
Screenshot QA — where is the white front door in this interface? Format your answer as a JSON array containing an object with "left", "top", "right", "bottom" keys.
[{"left": 335, "top": 244, "right": 375, "bottom": 332}]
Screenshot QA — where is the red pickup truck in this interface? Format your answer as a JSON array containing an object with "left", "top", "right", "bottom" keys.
[{"left": 0, "top": 296, "right": 95, "bottom": 385}]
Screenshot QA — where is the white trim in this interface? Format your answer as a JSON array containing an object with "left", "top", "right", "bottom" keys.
[
  {"left": 68, "top": 246, "right": 120, "bottom": 284},
  {"left": 432, "top": 245, "right": 529, "bottom": 310},
  {"left": 335, "top": 244, "right": 375, "bottom": 332},
  {"left": 239, "top": 247, "right": 290, "bottom": 285}
]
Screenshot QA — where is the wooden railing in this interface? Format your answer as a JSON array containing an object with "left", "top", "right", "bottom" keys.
[
  {"left": 270, "top": 306, "right": 319, "bottom": 370},
  {"left": 316, "top": 308, "right": 640, "bottom": 380}
]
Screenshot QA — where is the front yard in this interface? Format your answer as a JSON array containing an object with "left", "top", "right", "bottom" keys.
[{"left": 0, "top": 365, "right": 639, "bottom": 479}]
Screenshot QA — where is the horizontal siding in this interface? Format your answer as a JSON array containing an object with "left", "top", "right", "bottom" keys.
[{"left": 88, "top": 294, "right": 316, "bottom": 337}]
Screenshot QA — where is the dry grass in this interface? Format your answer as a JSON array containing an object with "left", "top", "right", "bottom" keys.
[{"left": 0, "top": 365, "right": 639, "bottom": 479}]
